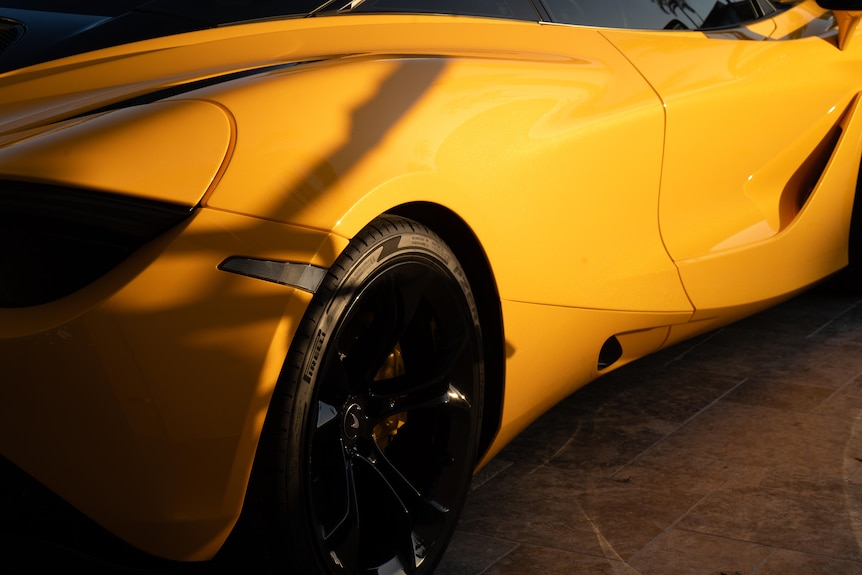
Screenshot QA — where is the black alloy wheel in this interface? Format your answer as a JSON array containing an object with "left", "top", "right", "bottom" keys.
[{"left": 273, "top": 215, "right": 484, "bottom": 574}]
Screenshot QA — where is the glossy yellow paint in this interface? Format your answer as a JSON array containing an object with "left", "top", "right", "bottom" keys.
[
  {"left": 603, "top": 2, "right": 861, "bottom": 313},
  {"left": 201, "top": 25, "right": 689, "bottom": 312},
  {"left": 1, "top": 4, "right": 861, "bottom": 563},
  {"left": 0, "top": 100, "right": 232, "bottom": 205},
  {"left": 678, "top": 94, "right": 862, "bottom": 314},
  {"left": 0, "top": 16, "right": 694, "bottom": 314},
  {"left": 479, "top": 300, "right": 689, "bottom": 467},
  {"left": 0, "top": 209, "right": 341, "bottom": 561},
  {"left": 834, "top": 10, "right": 862, "bottom": 49},
  {"left": 771, "top": 0, "right": 842, "bottom": 40}
]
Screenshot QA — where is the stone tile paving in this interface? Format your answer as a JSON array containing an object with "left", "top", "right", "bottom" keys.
[{"left": 439, "top": 288, "right": 862, "bottom": 575}]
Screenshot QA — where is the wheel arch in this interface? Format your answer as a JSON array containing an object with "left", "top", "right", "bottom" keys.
[{"left": 387, "top": 202, "right": 504, "bottom": 465}]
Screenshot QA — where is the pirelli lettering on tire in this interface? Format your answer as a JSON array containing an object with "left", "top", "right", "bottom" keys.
[{"left": 302, "top": 328, "right": 327, "bottom": 384}]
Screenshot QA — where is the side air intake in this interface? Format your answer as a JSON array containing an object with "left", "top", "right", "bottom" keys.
[{"left": 597, "top": 336, "right": 623, "bottom": 370}]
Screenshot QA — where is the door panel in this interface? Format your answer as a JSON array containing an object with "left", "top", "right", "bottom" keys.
[{"left": 603, "top": 3, "right": 861, "bottom": 312}]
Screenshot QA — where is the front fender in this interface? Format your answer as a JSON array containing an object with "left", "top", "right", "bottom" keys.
[{"left": 0, "top": 99, "right": 233, "bottom": 206}]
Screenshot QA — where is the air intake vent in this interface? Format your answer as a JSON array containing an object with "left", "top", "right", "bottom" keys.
[
  {"left": 0, "top": 19, "right": 23, "bottom": 57},
  {"left": 598, "top": 336, "right": 623, "bottom": 370}
]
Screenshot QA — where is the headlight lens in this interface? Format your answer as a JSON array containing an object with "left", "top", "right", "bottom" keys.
[{"left": 0, "top": 181, "right": 193, "bottom": 308}]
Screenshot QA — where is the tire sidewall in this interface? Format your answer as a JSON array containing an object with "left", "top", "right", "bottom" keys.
[{"left": 279, "top": 217, "right": 483, "bottom": 573}]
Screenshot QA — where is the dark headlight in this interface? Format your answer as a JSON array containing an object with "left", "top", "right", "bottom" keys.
[{"left": 0, "top": 181, "right": 193, "bottom": 308}]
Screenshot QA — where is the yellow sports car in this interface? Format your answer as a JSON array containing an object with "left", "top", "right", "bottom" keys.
[{"left": 2, "top": 0, "right": 861, "bottom": 572}]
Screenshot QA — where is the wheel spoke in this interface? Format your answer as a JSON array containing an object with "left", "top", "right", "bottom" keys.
[
  {"left": 320, "top": 458, "right": 361, "bottom": 573},
  {"left": 309, "top": 426, "right": 351, "bottom": 533},
  {"left": 370, "top": 382, "right": 471, "bottom": 425},
  {"left": 369, "top": 447, "right": 450, "bottom": 519},
  {"left": 316, "top": 345, "right": 354, "bottom": 406},
  {"left": 336, "top": 274, "right": 401, "bottom": 386},
  {"left": 369, "top": 334, "right": 469, "bottom": 400},
  {"left": 396, "top": 301, "right": 448, "bottom": 376},
  {"left": 336, "top": 265, "right": 440, "bottom": 389},
  {"left": 356, "top": 452, "right": 443, "bottom": 572}
]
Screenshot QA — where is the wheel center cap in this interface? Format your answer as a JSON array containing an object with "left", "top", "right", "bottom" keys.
[{"left": 343, "top": 403, "right": 364, "bottom": 440}]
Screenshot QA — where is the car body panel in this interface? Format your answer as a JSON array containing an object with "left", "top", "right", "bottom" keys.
[
  {"left": 484, "top": 301, "right": 690, "bottom": 465},
  {"left": 198, "top": 28, "right": 689, "bottom": 311},
  {"left": 0, "top": 16, "right": 692, "bottom": 312},
  {"left": 1, "top": 208, "right": 344, "bottom": 560},
  {"left": 1, "top": 0, "right": 861, "bottom": 563},
  {"left": 0, "top": 18, "right": 693, "bottom": 559},
  {"left": 676, "top": 94, "right": 862, "bottom": 314},
  {"left": 0, "top": 100, "right": 232, "bottom": 205},
  {"left": 604, "top": 5, "right": 860, "bottom": 312}
]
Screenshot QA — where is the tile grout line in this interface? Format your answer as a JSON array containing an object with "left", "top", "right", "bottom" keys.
[{"left": 603, "top": 375, "right": 759, "bottom": 570}]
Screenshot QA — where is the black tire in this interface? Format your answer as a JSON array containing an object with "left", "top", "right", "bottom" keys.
[{"left": 271, "top": 215, "right": 484, "bottom": 574}]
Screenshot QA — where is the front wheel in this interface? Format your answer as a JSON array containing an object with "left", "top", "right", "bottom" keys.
[{"left": 271, "top": 216, "right": 484, "bottom": 574}]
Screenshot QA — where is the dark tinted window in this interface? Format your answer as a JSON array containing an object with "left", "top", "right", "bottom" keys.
[
  {"left": 542, "top": 0, "right": 768, "bottom": 30},
  {"left": 327, "top": 0, "right": 540, "bottom": 21}
]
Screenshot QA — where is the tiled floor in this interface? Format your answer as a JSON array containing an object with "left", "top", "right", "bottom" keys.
[
  {"left": 4, "top": 287, "right": 862, "bottom": 574},
  {"left": 438, "top": 287, "right": 862, "bottom": 575}
]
